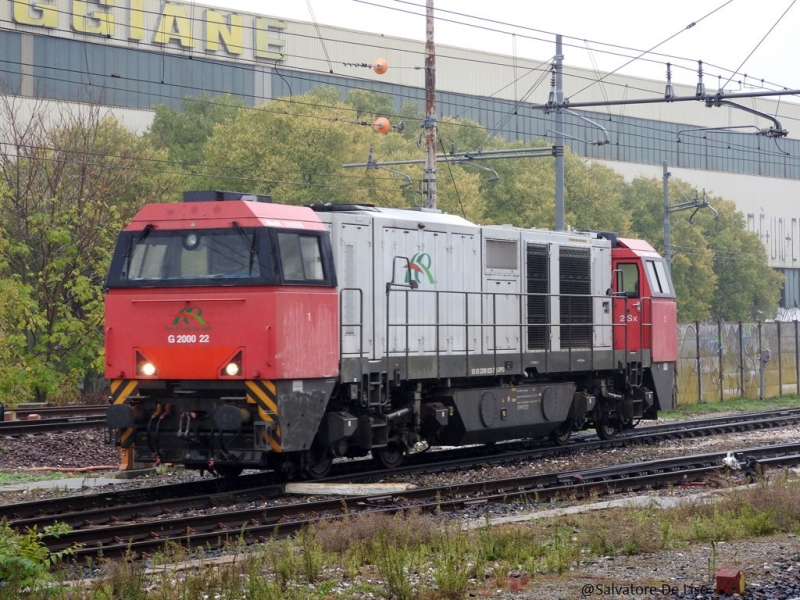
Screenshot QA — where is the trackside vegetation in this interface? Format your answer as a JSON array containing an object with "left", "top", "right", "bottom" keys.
[{"left": 1, "top": 474, "right": 800, "bottom": 599}]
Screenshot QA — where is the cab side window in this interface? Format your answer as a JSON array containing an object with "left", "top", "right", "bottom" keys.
[
  {"left": 277, "top": 232, "right": 325, "bottom": 282},
  {"left": 645, "top": 259, "right": 674, "bottom": 296},
  {"left": 617, "top": 263, "right": 639, "bottom": 297}
]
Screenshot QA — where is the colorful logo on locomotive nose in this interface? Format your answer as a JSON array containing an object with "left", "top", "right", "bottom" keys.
[
  {"left": 173, "top": 307, "right": 207, "bottom": 326},
  {"left": 405, "top": 253, "right": 436, "bottom": 284}
]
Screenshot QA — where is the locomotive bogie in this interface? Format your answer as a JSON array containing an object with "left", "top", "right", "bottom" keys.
[{"left": 430, "top": 383, "right": 580, "bottom": 446}]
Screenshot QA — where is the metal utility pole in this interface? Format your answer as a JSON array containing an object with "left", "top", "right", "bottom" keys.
[
  {"left": 554, "top": 35, "right": 564, "bottom": 231},
  {"left": 663, "top": 161, "right": 671, "bottom": 269},
  {"left": 423, "top": 0, "right": 437, "bottom": 209}
]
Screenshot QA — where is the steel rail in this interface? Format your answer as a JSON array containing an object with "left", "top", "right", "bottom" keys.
[
  {"left": 4, "top": 407, "right": 800, "bottom": 524},
  {"left": 0, "top": 416, "right": 106, "bottom": 435},
  {"left": 9, "top": 406, "right": 107, "bottom": 420},
  {"left": 35, "top": 443, "right": 800, "bottom": 558}
]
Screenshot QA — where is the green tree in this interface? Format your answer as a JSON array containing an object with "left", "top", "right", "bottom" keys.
[
  {"left": 0, "top": 100, "right": 177, "bottom": 403},
  {"left": 565, "top": 157, "right": 631, "bottom": 234},
  {"left": 344, "top": 88, "right": 394, "bottom": 121},
  {"left": 203, "top": 88, "right": 414, "bottom": 207},
  {"left": 0, "top": 185, "right": 43, "bottom": 405},
  {"left": 148, "top": 93, "right": 244, "bottom": 194},
  {"left": 471, "top": 139, "right": 629, "bottom": 233},
  {"left": 691, "top": 195, "right": 783, "bottom": 321},
  {"left": 620, "top": 176, "right": 782, "bottom": 322}
]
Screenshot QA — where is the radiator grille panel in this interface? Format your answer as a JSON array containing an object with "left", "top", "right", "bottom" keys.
[
  {"left": 559, "top": 247, "right": 592, "bottom": 348},
  {"left": 526, "top": 244, "right": 549, "bottom": 350}
]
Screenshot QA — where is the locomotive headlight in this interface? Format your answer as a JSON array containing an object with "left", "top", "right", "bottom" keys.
[
  {"left": 136, "top": 351, "right": 158, "bottom": 377},
  {"left": 220, "top": 351, "right": 243, "bottom": 378},
  {"left": 225, "top": 362, "right": 240, "bottom": 376},
  {"left": 141, "top": 362, "right": 157, "bottom": 376}
]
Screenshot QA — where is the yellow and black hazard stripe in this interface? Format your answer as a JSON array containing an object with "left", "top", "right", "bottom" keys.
[
  {"left": 245, "top": 380, "right": 281, "bottom": 453},
  {"left": 110, "top": 379, "right": 138, "bottom": 405},
  {"left": 110, "top": 379, "right": 139, "bottom": 448}
]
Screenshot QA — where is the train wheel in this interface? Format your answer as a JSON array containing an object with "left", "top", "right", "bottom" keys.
[
  {"left": 373, "top": 442, "right": 406, "bottom": 469},
  {"left": 549, "top": 421, "right": 573, "bottom": 446},
  {"left": 596, "top": 422, "right": 619, "bottom": 440},
  {"left": 304, "top": 448, "right": 333, "bottom": 480}
]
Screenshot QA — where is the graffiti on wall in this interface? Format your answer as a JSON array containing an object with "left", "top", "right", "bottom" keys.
[{"left": 675, "top": 321, "right": 794, "bottom": 405}]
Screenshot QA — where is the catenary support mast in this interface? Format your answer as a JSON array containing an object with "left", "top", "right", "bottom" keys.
[
  {"left": 555, "top": 34, "right": 565, "bottom": 231},
  {"left": 424, "top": 0, "right": 437, "bottom": 209}
]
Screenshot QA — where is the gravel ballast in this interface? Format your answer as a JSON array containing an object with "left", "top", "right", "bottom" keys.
[{"left": 4, "top": 418, "right": 800, "bottom": 598}]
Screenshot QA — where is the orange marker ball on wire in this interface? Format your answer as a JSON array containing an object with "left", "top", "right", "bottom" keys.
[
  {"left": 372, "top": 58, "right": 388, "bottom": 75},
  {"left": 373, "top": 117, "right": 391, "bottom": 134}
]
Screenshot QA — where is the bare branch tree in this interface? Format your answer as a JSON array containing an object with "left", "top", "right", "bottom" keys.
[{"left": 0, "top": 96, "right": 178, "bottom": 402}]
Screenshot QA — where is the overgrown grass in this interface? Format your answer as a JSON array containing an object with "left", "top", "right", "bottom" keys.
[
  {"left": 5, "top": 474, "right": 800, "bottom": 599},
  {"left": 666, "top": 394, "right": 800, "bottom": 418},
  {"left": 0, "top": 470, "right": 83, "bottom": 486}
]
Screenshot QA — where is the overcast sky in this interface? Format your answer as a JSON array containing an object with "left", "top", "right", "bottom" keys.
[{"left": 202, "top": 0, "right": 799, "bottom": 94}]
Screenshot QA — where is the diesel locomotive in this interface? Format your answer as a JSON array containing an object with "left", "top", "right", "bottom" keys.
[{"left": 105, "top": 191, "right": 677, "bottom": 478}]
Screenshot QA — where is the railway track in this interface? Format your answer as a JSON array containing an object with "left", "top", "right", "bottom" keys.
[
  {"left": 0, "top": 415, "right": 106, "bottom": 435},
  {"left": 0, "top": 405, "right": 108, "bottom": 436},
  {"left": 3, "top": 406, "right": 800, "bottom": 525},
  {"left": 0, "top": 408, "right": 798, "bottom": 559},
  {"left": 21, "top": 442, "right": 800, "bottom": 559},
  {"left": 9, "top": 405, "right": 107, "bottom": 420}
]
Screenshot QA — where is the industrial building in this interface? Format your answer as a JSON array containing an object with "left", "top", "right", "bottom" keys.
[{"left": 2, "top": 0, "right": 800, "bottom": 305}]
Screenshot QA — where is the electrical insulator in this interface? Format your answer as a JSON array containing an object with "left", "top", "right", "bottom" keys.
[
  {"left": 373, "top": 117, "right": 390, "bottom": 134},
  {"left": 373, "top": 58, "right": 388, "bottom": 75}
]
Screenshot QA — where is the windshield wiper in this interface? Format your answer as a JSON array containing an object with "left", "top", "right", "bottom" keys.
[
  {"left": 124, "top": 223, "right": 153, "bottom": 259},
  {"left": 231, "top": 221, "right": 257, "bottom": 275}
]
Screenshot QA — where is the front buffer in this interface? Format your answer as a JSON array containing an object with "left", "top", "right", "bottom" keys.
[{"left": 107, "top": 377, "right": 336, "bottom": 476}]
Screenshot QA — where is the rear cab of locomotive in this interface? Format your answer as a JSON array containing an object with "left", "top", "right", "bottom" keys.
[
  {"left": 607, "top": 235, "right": 677, "bottom": 414},
  {"left": 104, "top": 192, "right": 339, "bottom": 476}
]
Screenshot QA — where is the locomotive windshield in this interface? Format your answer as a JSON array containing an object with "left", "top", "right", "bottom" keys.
[
  {"left": 126, "top": 228, "right": 257, "bottom": 280},
  {"left": 106, "top": 226, "right": 336, "bottom": 288}
]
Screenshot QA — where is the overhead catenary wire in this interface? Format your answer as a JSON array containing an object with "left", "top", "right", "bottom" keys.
[
  {"left": 569, "top": 0, "right": 735, "bottom": 99},
  {"left": 720, "top": 0, "right": 796, "bottom": 92},
  {"left": 4, "top": 58, "right": 800, "bottom": 178},
  {"left": 3, "top": 10, "right": 796, "bottom": 123},
  {"left": 1, "top": 0, "right": 760, "bottom": 91},
  {"left": 352, "top": 0, "right": 791, "bottom": 93},
  {"left": 305, "top": 0, "right": 335, "bottom": 74},
  {"left": 4, "top": 84, "right": 800, "bottom": 188},
  {"left": 0, "top": 0, "right": 795, "bottom": 102},
  {"left": 0, "top": 5, "right": 792, "bottom": 274},
  {"left": 4, "top": 2, "right": 800, "bottom": 190}
]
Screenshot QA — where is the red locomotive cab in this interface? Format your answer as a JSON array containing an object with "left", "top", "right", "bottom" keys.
[
  {"left": 104, "top": 193, "right": 342, "bottom": 476},
  {"left": 104, "top": 196, "right": 340, "bottom": 383},
  {"left": 611, "top": 238, "right": 677, "bottom": 363}
]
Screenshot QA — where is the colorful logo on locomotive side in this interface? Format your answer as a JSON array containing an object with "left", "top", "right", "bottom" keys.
[
  {"left": 405, "top": 253, "right": 436, "bottom": 285},
  {"left": 172, "top": 307, "right": 207, "bottom": 326}
]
